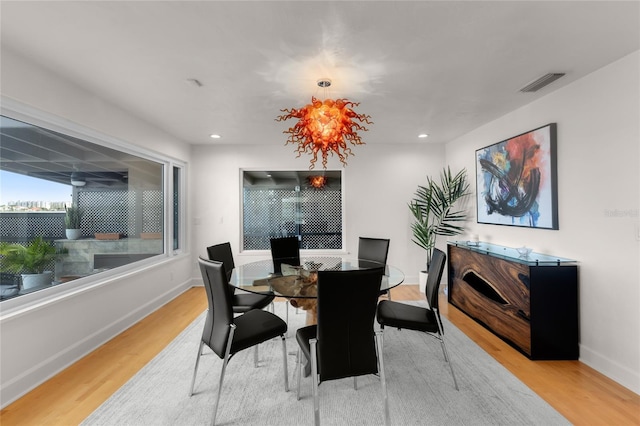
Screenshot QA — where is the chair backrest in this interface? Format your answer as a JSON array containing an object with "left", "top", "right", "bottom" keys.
[
  {"left": 425, "top": 248, "right": 446, "bottom": 312},
  {"left": 206, "top": 242, "right": 235, "bottom": 281},
  {"left": 316, "top": 267, "right": 385, "bottom": 382},
  {"left": 270, "top": 236, "right": 300, "bottom": 273},
  {"left": 198, "top": 257, "right": 234, "bottom": 359},
  {"left": 358, "top": 237, "right": 390, "bottom": 265}
]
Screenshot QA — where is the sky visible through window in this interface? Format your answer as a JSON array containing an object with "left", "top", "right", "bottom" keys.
[{"left": 0, "top": 171, "right": 72, "bottom": 205}]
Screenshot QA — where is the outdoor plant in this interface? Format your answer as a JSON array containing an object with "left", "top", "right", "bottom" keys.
[
  {"left": 64, "top": 206, "right": 83, "bottom": 229},
  {"left": 409, "top": 166, "right": 471, "bottom": 270},
  {"left": 0, "top": 236, "right": 58, "bottom": 274}
]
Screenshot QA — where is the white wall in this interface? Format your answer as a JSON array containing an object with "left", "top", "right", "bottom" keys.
[
  {"left": 446, "top": 51, "right": 640, "bottom": 393},
  {"left": 0, "top": 49, "right": 195, "bottom": 407},
  {"left": 190, "top": 142, "right": 446, "bottom": 281}
]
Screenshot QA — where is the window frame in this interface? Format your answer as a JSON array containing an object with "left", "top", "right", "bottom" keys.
[
  {"left": 0, "top": 97, "right": 187, "bottom": 314},
  {"left": 239, "top": 167, "right": 347, "bottom": 256},
  {"left": 170, "top": 163, "right": 187, "bottom": 253}
]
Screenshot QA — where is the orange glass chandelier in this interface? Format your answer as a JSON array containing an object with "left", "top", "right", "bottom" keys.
[{"left": 276, "top": 79, "right": 372, "bottom": 169}]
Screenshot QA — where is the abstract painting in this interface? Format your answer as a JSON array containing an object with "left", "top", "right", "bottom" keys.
[{"left": 476, "top": 123, "right": 558, "bottom": 229}]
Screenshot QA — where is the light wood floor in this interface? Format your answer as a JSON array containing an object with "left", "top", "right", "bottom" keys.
[{"left": 1, "top": 285, "right": 639, "bottom": 425}]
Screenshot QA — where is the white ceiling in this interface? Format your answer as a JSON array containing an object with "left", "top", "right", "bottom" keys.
[{"left": 1, "top": 1, "right": 639, "bottom": 147}]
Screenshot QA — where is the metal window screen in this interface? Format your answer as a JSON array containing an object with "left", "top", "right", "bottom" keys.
[
  {"left": 243, "top": 188, "right": 342, "bottom": 250},
  {"left": 0, "top": 212, "right": 65, "bottom": 242},
  {"left": 78, "top": 189, "right": 163, "bottom": 237}
]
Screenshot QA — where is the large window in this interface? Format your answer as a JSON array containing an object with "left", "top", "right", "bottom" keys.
[
  {"left": 0, "top": 114, "right": 183, "bottom": 302},
  {"left": 242, "top": 170, "right": 343, "bottom": 251}
]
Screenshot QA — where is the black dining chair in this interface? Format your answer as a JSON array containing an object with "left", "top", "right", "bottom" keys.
[
  {"left": 296, "top": 267, "right": 390, "bottom": 426},
  {"left": 358, "top": 237, "right": 391, "bottom": 299},
  {"left": 207, "top": 242, "right": 275, "bottom": 313},
  {"left": 376, "top": 248, "right": 459, "bottom": 390},
  {"left": 270, "top": 236, "right": 300, "bottom": 274},
  {"left": 190, "top": 258, "right": 289, "bottom": 425}
]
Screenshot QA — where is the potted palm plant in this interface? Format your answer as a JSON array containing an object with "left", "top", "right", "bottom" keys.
[
  {"left": 409, "top": 166, "right": 470, "bottom": 292},
  {"left": 64, "top": 206, "right": 84, "bottom": 240},
  {"left": 0, "top": 236, "right": 58, "bottom": 290}
]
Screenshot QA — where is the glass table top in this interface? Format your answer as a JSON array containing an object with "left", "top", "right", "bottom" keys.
[
  {"left": 448, "top": 241, "right": 577, "bottom": 265},
  {"left": 229, "top": 256, "right": 404, "bottom": 298}
]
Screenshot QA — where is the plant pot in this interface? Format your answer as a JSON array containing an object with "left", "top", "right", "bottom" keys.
[
  {"left": 419, "top": 270, "right": 428, "bottom": 293},
  {"left": 140, "top": 232, "right": 162, "bottom": 239},
  {"left": 95, "top": 233, "right": 121, "bottom": 240},
  {"left": 65, "top": 228, "right": 83, "bottom": 240},
  {"left": 21, "top": 271, "right": 53, "bottom": 290},
  {"left": 59, "top": 275, "right": 82, "bottom": 283}
]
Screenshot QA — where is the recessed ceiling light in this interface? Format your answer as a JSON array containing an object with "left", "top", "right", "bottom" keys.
[
  {"left": 418, "top": 133, "right": 429, "bottom": 138},
  {"left": 210, "top": 134, "right": 221, "bottom": 139}
]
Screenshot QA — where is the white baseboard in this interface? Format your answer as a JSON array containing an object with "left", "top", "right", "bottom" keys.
[
  {"left": 0, "top": 280, "right": 192, "bottom": 408},
  {"left": 579, "top": 344, "right": 640, "bottom": 395}
]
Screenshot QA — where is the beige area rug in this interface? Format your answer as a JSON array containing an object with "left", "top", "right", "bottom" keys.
[{"left": 82, "top": 302, "right": 570, "bottom": 425}]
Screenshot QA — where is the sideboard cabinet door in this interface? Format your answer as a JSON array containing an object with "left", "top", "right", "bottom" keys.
[{"left": 448, "top": 244, "right": 578, "bottom": 360}]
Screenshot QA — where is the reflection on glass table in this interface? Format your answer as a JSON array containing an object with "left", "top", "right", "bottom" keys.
[{"left": 229, "top": 256, "right": 404, "bottom": 323}]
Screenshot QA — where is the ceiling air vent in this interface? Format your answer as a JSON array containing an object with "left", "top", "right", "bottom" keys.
[{"left": 519, "top": 73, "right": 565, "bottom": 93}]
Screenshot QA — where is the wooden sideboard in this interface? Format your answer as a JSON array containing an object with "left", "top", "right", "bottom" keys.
[{"left": 447, "top": 242, "right": 578, "bottom": 360}]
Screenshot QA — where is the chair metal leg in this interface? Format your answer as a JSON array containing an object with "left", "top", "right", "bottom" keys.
[
  {"left": 310, "top": 338, "right": 320, "bottom": 426},
  {"left": 353, "top": 377, "right": 357, "bottom": 390},
  {"left": 281, "top": 335, "right": 289, "bottom": 392},
  {"left": 439, "top": 337, "right": 449, "bottom": 362},
  {"left": 296, "top": 348, "right": 302, "bottom": 400},
  {"left": 433, "top": 309, "right": 459, "bottom": 391},
  {"left": 374, "top": 329, "right": 382, "bottom": 373},
  {"left": 212, "top": 325, "right": 236, "bottom": 426},
  {"left": 254, "top": 344, "right": 259, "bottom": 367},
  {"left": 189, "top": 340, "right": 205, "bottom": 396},
  {"left": 375, "top": 331, "right": 391, "bottom": 426},
  {"left": 439, "top": 336, "right": 459, "bottom": 390},
  {"left": 373, "top": 327, "right": 383, "bottom": 378}
]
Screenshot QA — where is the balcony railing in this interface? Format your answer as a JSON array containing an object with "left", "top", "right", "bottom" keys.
[{"left": 0, "top": 211, "right": 163, "bottom": 301}]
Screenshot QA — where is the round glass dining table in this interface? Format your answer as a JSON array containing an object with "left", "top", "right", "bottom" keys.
[
  {"left": 229, "top": 256, "right": 404, "bottom": 323},
  {"left": 229, "top": 256, "right": 404, "bottom": 298}
]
